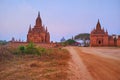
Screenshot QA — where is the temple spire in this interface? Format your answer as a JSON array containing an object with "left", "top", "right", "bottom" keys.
[
  {"left": 46, "top": 27, "right": 48, "bottom": 32},
  {"left": 106, "top": 29, "right": 108, "bottom": 34},
  {"left": 28, "top": 24, "right": 31, "bottom": 32},
  {"left": 98, "top": 19, "right": 99, "bottom": 23},
  {"left": 96, "top": 19, "right": 101, "bottom": 30},
  {"left": 38, "top": 11, "right": 40, "bottom": 17},
  {"left": 27, "top": 12, "right": 50, "bottom": 43},
  {"left": 35, "top": 11, "right": 42, "bottom": 27}
]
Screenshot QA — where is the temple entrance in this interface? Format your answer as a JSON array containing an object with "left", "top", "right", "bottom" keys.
[
  {"left": 98, "top": 40, "right": 101, "bottom": 45},
  {"left": 97, "top": 39, "right": 103, "bottom": 46}
]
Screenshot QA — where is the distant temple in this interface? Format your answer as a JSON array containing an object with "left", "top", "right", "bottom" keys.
[
  {"left": 27, "top": 12, "right": 50, "bottom": 43},
  {"left": 90, "top": 20, "right": 120, "bottom": 47},
  {"left": 60, "top": 37, "right": 66, "bottom": 42}
]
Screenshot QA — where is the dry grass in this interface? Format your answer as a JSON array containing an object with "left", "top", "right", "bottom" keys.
[{"left": 0, "top": 46, "right": 70, "bottom": 80}]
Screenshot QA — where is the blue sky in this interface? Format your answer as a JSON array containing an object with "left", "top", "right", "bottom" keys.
[{"left": 0, "top": 0, "right": 120, "bottom": 42}]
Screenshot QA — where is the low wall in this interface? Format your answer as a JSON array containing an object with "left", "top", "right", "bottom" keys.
[{"left": 6, "top": 42, "right": 59, "bottom": 48}]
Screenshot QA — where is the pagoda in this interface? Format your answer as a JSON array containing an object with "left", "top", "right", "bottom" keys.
[{"left": 27, "top": 12, "right": 50, "bottom": 43}]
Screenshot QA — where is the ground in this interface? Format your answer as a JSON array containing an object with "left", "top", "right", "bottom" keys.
[
  {"left": 66, "top": 47, "right": 120, "bottom": 80},
  {"left": 0, "top": 46, "right": 70, "bottom": 80},
  {"left": 0, "top": 46, "right": 120, "bottom": 80}
]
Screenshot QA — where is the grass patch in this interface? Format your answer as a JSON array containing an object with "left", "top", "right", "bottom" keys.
[{"left": 0, "top": 44, "right": 70, "bottom": 80}]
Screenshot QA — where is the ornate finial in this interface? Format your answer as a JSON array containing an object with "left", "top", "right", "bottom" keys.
[
  {"left": 29, "top": 24, "right": 31, "bottom": 32},
  {"left": 106, "top": 29, "right": 108, "bottom": 34},
  {"left": 96, "top": 19, "right": 101, "bottom": 30},
  {"left": 29, "top": 24, "right": 31, "bottom": 27},
  {"left": 98, "top": 19, "right": 99, "bottom": 23},
  {"left": 46, "top": 26, "right": 48, "bottom": 32},
  {"left": 35, "top": 12, "right": 42, "bottom": 26},
  {"left": 38, "top": 11, "right": 40, "bottom": 17}
]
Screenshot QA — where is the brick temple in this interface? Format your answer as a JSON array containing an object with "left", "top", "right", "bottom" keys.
[
  {"left": 10, "top": 12, "right": 120, "bottom": 47},
  {"left": 9, "top": 12, "right": 56, "bottom": 48},
  {"left": 27, "top": 12, "right": 50, "bottom": 43},
  {"left": 90, "top": 20, "right": 120, "bottom": 47}
]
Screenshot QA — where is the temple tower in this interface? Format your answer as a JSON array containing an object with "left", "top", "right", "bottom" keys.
[
  {"left": 27, "top": 12, "right": 50, "bottom": 43},
  {"left": 90, "top": 20, "right": 108, "bottom": 46}
]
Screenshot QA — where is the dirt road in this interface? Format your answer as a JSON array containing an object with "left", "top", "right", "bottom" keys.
[
  {"left": 66, "top": 47, "right": 93, "bottom": 80},
  {"left": 66, "top": 47, "right": 120, "bottom": 80}
]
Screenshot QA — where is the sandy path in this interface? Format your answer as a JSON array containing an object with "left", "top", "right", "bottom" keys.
[
  {"left": 65, "top": 47, "right": 93, "bottom": 80},
  {"left": 66, "top": 47, "right": 120, "bottom": 80},
  {"left": 77, "top": 47, "right": 120, "bottom": 80},
  {"left": 80, "top": 47, "right": 120, "bottom": 60}
]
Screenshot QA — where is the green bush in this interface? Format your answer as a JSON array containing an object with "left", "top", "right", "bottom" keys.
[
  {"left": 36, "top": 47, "right": 46, "bottom": 56},
  {"left": 19, "top": 46, "right": 25, "bottom": 53},
  {"left": 12, "top": 43, "right": 50, "bottom": 56},
  {"left": 25, "top": 43, "right": 40, "bottom": 55}
]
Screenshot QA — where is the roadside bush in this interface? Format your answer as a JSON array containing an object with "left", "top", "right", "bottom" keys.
[{"left": 25, "top": 43, "right": 40, "bottom": 55}]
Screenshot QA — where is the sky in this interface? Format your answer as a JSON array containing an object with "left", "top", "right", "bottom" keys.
[{"left": 0, "top": 0, "right": 120, "bottom": 42}]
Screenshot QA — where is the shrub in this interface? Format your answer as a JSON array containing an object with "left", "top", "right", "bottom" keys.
[
  {"left": 25, "top": 43, "right": 40, "bottom": 55},
  {"left": 12, "top": 43, "right": 51, "bottom": 56},
  {"left": 38, "top": 47, "right": 46, "bottom": 54},
  {"left": 19, "top": 46, "right": 25, "bottom": 53}
]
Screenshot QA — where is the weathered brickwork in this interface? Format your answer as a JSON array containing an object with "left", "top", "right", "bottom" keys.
[
  {"left": 9, "top": 12, "right": 56, "bottom": 48},
  {"left": 27, "top": 12, "right": 50, "bottom": 43},
  {"left": 90, "top": 20, "right": 120, "bottom": 47}
]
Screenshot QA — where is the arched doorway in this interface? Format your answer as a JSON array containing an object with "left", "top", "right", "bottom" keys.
[
  {"left": 98, "top": 40, "right": 101, "bottom": 45},
  {"left": 97, "top": 39, "right": 103, "bottom": 46}
]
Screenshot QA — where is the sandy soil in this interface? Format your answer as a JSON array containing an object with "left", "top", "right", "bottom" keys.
[
  {"left": 65, "top": 47, "right": 93, "bottom": 80},
  {"left": 66, "top": 47, "right": 120, "bottom": 80},
  {"left": 80, "top": 47, "right": 120, "bottom": 60}
]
